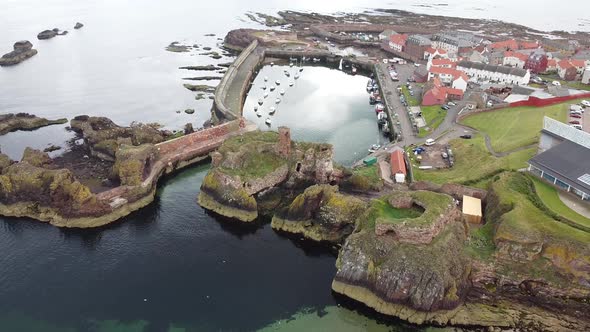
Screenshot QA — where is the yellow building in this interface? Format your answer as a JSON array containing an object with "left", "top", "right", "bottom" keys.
[{"left": 462, "top": 195, "right": 482, "bottom": 224}]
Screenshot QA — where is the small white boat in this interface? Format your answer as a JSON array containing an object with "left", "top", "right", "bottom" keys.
[
  {"left": 299, "top": 67, "right": 304, "bottom": 72},
  {"left": 256, "top": 111, "right": 262, "bottom": 117},
  {"left": 258, "top": 98, "right": 264, "bottom": 105},
  {"left": 294, "top": 73, "right": 300, "bottom": 79},
  {"left": 284, "top": 70, "right": 290, "bottom": 77},
  {"left": 377, "top": 112, "right": 387, "bottom": 120},
  {"left": 270, "top": 62, "right": 274, "bottom": 67},
  {"left": 368, "top": 144, "right": 381, "bottom": 153},
  {"left": 338, "top": 59, "right": 343, "bottom": 71},
  {"left": 264, "top": 76, "right": 268, "bottom": 82},
  {"left": 275, "top": 98, "right": 281, "bottom": 104},
  {"left": 265, "top": 118, "right": 271, "bottom": 125},
  {"left": 290, "top": 63, "right": 294, "bottom": 67},
  {"left": 263, "top": 91, "right": 269, "bottom": 98},
  {"left": 254, "top": 106, "right": 258, "bottom": 112},
  {"left": 312, "top": 58, "right": 320, "bottom": 62},
  {"left": 289, "top": 81, "right": 294, "bottom": 87},
  {"left": 270, "top": 86, "right": 276, "bottom": 92},
  {"left": 269, "top": 107, "right": 276, "bottom": 114},
  {"left": 279, "top": 89, "right": 285, "bottom": 95},
  {"left": 352, "top": 66, "right": 357, "bottom": 75},
  {"left": 262, "top": 85, "right": 267, "bottom": 90},
  {"left": 275, "top": 80, "right": 281, "bottom": 85}
]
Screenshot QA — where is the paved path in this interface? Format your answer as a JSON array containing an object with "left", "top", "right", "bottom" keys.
[
  {"left": 482, "top": 133, "right": 537, "bottom": 157},
  {"left": 559, "top": 192, "right": 590, "bottom": 219},
  {"left": 223, "top": 47, "right": 264, "bottom": 116}
]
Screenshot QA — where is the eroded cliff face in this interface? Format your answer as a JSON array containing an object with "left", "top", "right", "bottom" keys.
[
  {"left": 271, "top": 184, "right": 367, "bottom": 242},
  {"left": 333, "top": 172, "right": 590, "bottom": 331},
  {"left": 197, "top": 128, "right": 344, "bottom": 223}
]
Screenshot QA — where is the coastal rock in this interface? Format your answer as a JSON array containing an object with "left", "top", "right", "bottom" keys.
[
  {"left": 0, "top": 113, "right": 67, "bottom": 135},
  {"left": 0, "top": 41, "right": 38, "bottom": 66},
  {"left": 37, "top": 29, "right": 58, "bottom": 40},
  {"left": 70, "top": 116, "right": 166, "bottom": 161},
  {"left": 74, "top": 22, "right": 84, "bottom": 29},
  {"left": 112, "top": 144, "right": 158, "bottom": 186},
  {"left": 21, "top": 147, "right": 52, "bottom": 167},
  {"left": 197, "top": 128, "right": 342, "bottom": 222},
  {"left": 166, "top": 42, "right": 191, "bottom": 53},
  {"left": 271, "top": 184, "right": 367, "bottom": 242}
]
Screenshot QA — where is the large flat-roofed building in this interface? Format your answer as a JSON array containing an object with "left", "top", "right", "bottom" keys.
[{"left": 528, "top": 117, "right": 590, "bottom": 201}]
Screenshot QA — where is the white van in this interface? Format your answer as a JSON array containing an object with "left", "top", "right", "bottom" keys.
[{"left": 425, "top": 138, "right": 435, "bottom": 146}]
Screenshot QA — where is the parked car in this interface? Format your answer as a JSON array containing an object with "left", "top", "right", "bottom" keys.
[
  {"left": 447, "top": 102, "right": 456, "bottom": 106},
  {"left": 441, "top": 105, "right": 450, "bottom": 110},
  {"left": 570, "top": 114, "right": 582, "bottom": 119},
  {"left": 409, "top": 91, "right": 414, "bottom": 96},
  {"left": 570, "top": 110, "right": 582, "bottom": 115},
  {"left": 460, "top": 134, "right": 472, "bottom": 139},
  {"left": 582, "top": 100, "right": 590, "bottom": 107},
  {"left": 569, "top": 120, "right": 580, "bottom": 125},
  {"left": 425, "top": 138, "right": 435, "bottom": 146},
  {"left": 552, "top": 81, "right": 561, "bottom": 86},
  {"left": 414, "top": 63, "right": 420, "bottom": 67}
]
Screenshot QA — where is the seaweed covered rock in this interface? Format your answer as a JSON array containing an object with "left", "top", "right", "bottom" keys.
[
  {"left": 21, "top": 147, "right": 52, "bottom": 167},
  {"left": 37, "top": 29, "right": 58, "bottom": 40},
  {"left": 333, "top": 192, "right": 472, "bottom": 324},
  {"left": 0, "top": 113, "right": 67, "bottom": 135},
  {"left": 271, "top": 184, "right": 367, "bottom": 242},
  {"left": 112, "top": 144, "right": 158, "bottom": 186},
  {"left": 0, "top": 41, "right": 38, "bottom": 66},
  {"left": 198, "top": 127, "right": 341, "bottom": 222},
  {"left": 70, "top": 116, "right": 166, "bottom": 161}
]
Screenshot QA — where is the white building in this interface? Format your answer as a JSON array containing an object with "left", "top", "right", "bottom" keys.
[
  {"left": 457, "top": 60, "right": 530, "bottom": 85},
  {"left": 502, "top": 51, "right": 528, "bottom": 69},
  {"left": 583, "top": 66, "right": 590, "bottom": 84}
]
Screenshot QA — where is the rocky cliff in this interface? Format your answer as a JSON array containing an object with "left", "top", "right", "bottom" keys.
[
  {"left": 271, "top": 184, "right": 367, "bottom": 242},
  {"left": 333, "top": 172, "right": 590, "bottom": 330},
  {"left": 197, "top": 128, "right": 344, "bottom": 223}
]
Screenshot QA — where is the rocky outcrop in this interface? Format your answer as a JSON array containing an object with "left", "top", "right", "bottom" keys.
[
  {"left": 0, "top": 113, "right": 67, "bottom": 135},
  {"left": 70, "top": 116, "right": 167, "bottom": 161},
  {"left": 37, "top": 29, "right": 58, "bottom": 40},
  {"left": 271, "top": 184, "right": 367, "bottom": 242},
  {"left": 112, "top": 144, "right": 158, "bottom": 186},
  {"left": 0, "top": 41, "right": 38, "bottom": 66},
  {"left": 198, "top": 127, "right": 343, "bottom": 222}
]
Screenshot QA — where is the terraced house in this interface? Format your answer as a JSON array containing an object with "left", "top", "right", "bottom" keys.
[{"left": 457, "top": 60, "right": 530, "bottom": 85}]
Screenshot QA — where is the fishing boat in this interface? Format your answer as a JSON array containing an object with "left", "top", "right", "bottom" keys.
[
  {"left": 382, "top": 123, "right": 390, "bottom": 134},
  {"left": 269, "top": 107, "right": 276, "bottom": 115},
  {"left": 262, "top": 85, "right": 267, "bottom": 90},
  {"left": 256, "top": 111, "right": 262, "bottom": 117},
  {"left": 368, "top": 144, "right": 381, "bottom": 153},
  {"left": 270, "top": 62, "right": 274, "bottom": 67},
  {"left": 312, "top": 58, "right": 321, "bottom": 63},
  {"left": 258, "top": 98, "right": 264, "bottom": 105},
  {"left": 294, "top": 73, "right": 300, "bottom": 79},
  {"left": 263, "top": 91, "right": 269, "bottom": 98},
  {"left": 352, "top": 66, "right": 357, "bottom": 75},
  {"left": 270, "top": 86, "right": 276, "bottom": 92},
  {"left": 290, "top": 62, "right": 294, "bottom": 67},
  {"left": 366, "top": 79, "right": 374, "bottom": 92},
  {"left": 254, "top": 106, "right": 258, "bottom": 112},
  {"left": 377, "top": 112, "right": 387, "bottom": 120},
  {"left": 275, "top": 98, "right": 281, "bottom": 104},
  {"left": 275, "top": 80, "right": 281, "bottom": 85},
  {"left": 265, "top": 118, "right": 271, "bottom": 125},
  {"left": 284, "top": 70, "right": 290, "bottom": 77},
  {"left": 279, "top": 89, "right": 285, "bottom": 95},
  {"left": 264, "top": 76, "right": 268, "bottom": 82},
  {"left": 375, "top": 103, "right": 385, "bottom": 113},
  {"left": 299, "top": 67, "right": 304, "bottom": 72},
  {"left": 288, "top": 81, "right": 294, "bottom": 87}
]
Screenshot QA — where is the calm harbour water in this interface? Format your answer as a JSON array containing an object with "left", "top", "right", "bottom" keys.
[{"left": 0, "top": 0, "right": 587, "bottom": 331}]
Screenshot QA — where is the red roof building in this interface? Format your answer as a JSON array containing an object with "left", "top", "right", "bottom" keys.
[
  {"left": 390, "top": 149, "right": 407, "bottom": 181},
  {"left": 557, "top": 60, "right": 578, "bottom": 81},
  {"left": 431, "top": 58, "right": 456, "bottom": 68},
  {"left": 388, "top": 34, "right": 408, "bottom": 52},
  {"left": 489, "top": 39, "right": 539, "bottom": 52},
  {"left": 525, "top": 50, "right": 548, "bottom": 74}
]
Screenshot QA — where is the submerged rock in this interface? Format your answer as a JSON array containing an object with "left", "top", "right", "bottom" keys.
[
  {"left": 0, "top": 41, "right": 38, "bottom": 66},
  {"left": 184, "top": 109, "right": 195, "bottom": 114},
  {"left": 166, "top": 41, "right": 192, "bottom": 53},
  {"left": 183, "top": 84, "right": 216, "bottom": 93},
  {"left": 0, "top": 113, "right": 67, "bottom": 135},
  {"left": 37, "top": 29, "right": 58, "bottom": 40},
  {"left": 74, "top": 22, "right": 84, "bottom": 29}
]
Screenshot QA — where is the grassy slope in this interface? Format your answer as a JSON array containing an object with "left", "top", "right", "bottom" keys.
[
  {"left": 418, "top": 105, "right": 446, "bottom": 138},
  {"left": 460, "top": 100, "right": 573, "bottom": 153},
  {"left": 531, "top": 177, "right": 590, "bottom": 229},
  {"left": 411, "top": 134, "right": 534, "bottom": 186},
  {"left": 402, "top": 85, "right": 419, "bottom": 106}
]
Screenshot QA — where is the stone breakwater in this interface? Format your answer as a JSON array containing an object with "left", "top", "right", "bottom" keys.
[{"left": 0, "top": 119, "right": 255, "bottom": 228}]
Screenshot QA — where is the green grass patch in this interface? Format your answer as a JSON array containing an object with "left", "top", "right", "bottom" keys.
[
  {"left": 411, "top": 134, "right": 534, "bottom": 185},
  {"left": 344, "top": 164, "right": 384, "bottom": 192},
  {"left": 418, "top": 105, "right": 446, "bottom": 138},
  {"left": 531, "top": 177, "right": 590, "bottom": 229},
  {"left": 460, "top": 100, "right": 575, "bottom": 153},
  {"left": 401, "top": 86, "right": 419, "bottom": 106},
  {"left": 220, "top": 151, "right": 285, "bottom": 181}
]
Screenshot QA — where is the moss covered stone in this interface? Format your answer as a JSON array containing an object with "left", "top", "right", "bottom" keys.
[{"left": 112, "top": 144, "right": 158, "bottom": 186}]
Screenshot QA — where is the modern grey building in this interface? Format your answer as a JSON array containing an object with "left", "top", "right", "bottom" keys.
[{"left": 528, "top": 117, "right": 590, "bottom": 201}]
